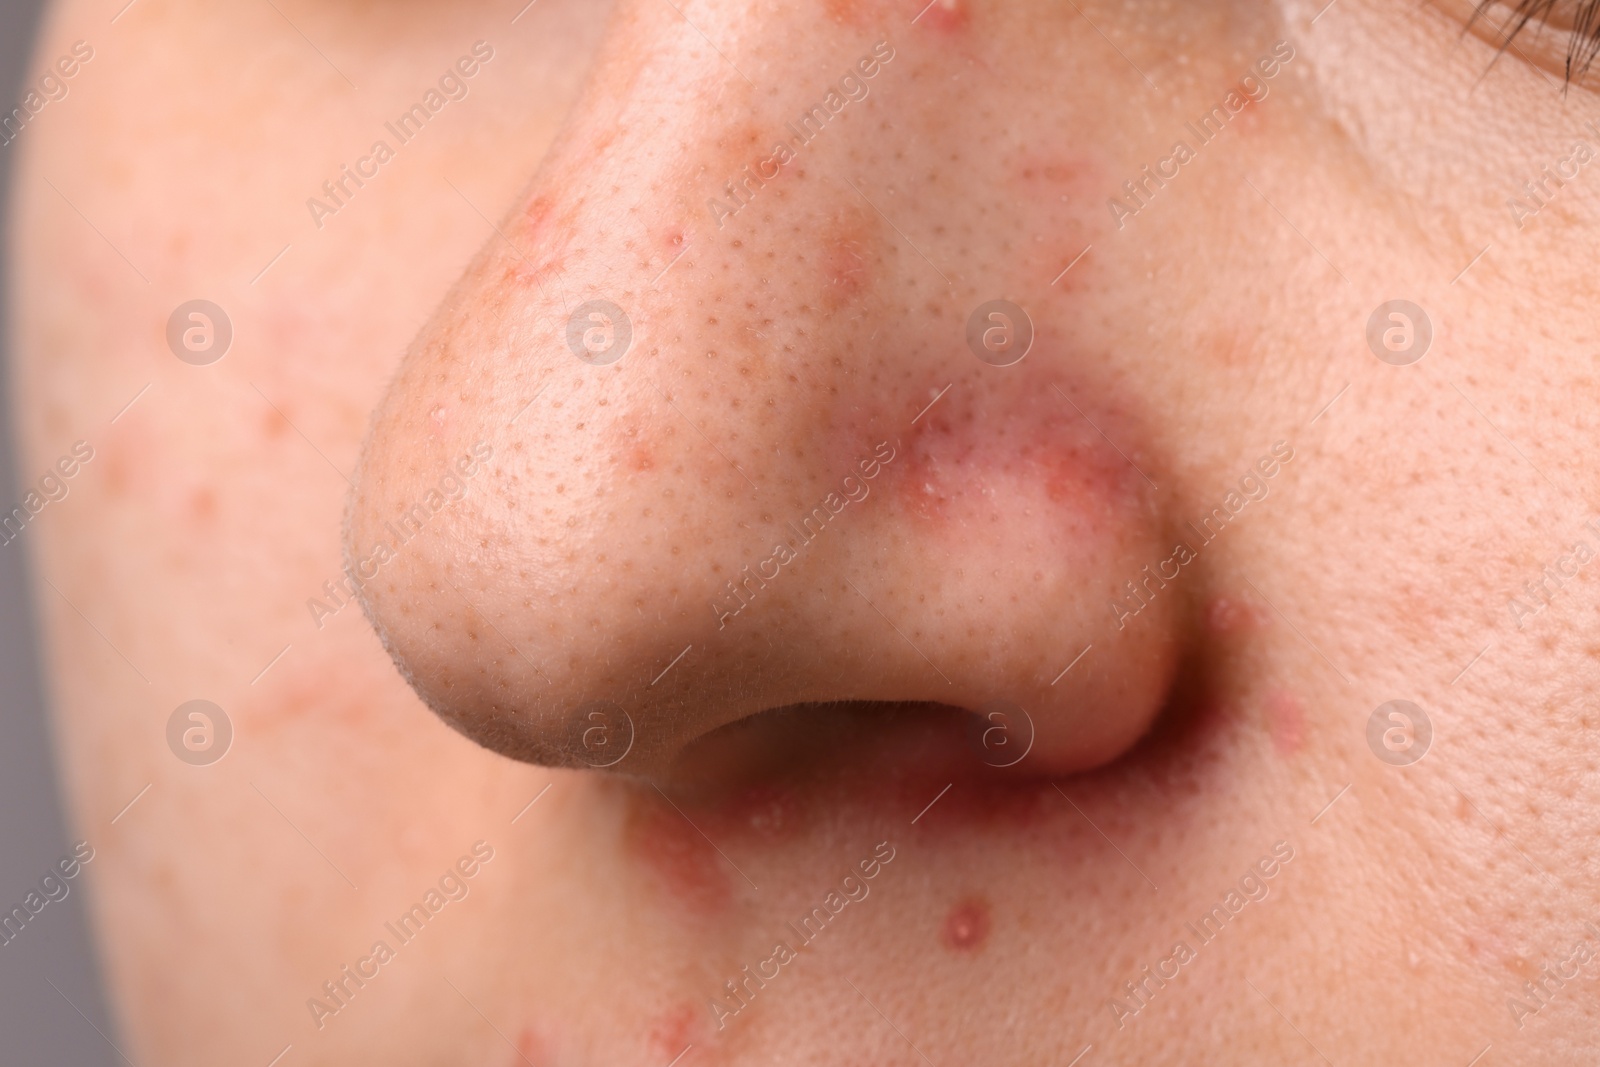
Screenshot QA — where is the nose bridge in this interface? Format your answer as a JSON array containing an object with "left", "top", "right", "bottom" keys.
[
  {"left": 509, "top": 0, "right": 915, "bottom": 297},
  {"left": 496, "top": 0, "right": 932, "bottom": 555}
]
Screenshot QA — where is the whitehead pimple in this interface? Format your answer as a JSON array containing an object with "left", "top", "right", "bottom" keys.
[{"left": 941, "top": 894, "right": 992, "bottom": 951}]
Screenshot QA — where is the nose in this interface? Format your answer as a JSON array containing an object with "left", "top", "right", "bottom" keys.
[{"left": 347, "top": 0, "right": 1186, "bottom": 781}]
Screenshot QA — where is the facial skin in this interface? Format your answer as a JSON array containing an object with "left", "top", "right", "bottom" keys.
[{"left": 12, "top": 0, "right": 1600, "bottom": 1062}]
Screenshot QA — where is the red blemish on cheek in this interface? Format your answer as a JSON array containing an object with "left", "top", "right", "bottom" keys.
[
  {"left": 1228, "top": 90, "right": 1272, "bottom": 137},
  {"left": 648, "top": 1003, "right": 704, "bottom": 1059},
  {"left": 510, "top": 1027, "right": 553, "bottom": 1066},
  {"left": 1264, "top": 690, "right": 1306, "bottom": 756},
  {"left": 189, "top": 488, "right": 216, "bottom": 522},
  {"left": 100, "top": 453, "right": 129, "bottom": 497},
  {"left": 915, "top": 0, "right": 968, "bottom": 32},
  {"left": 623, "top": 792, "right": 736, "bottom": 915},
  {"left": 262, "top": 407, "right": 291, "bottom": 441},
  {"left": 941, "top": 895, "right": 992, "bottom": 951}
]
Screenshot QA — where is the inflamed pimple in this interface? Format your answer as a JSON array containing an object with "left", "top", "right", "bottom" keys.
[
  {"left": 915, "top": 0, "right": 968, "bottom": 33},
  {"left": 509, "top": 1026, "right": 553, "bottom": 1067},
  {"left": 622, "top": 792, "right": 736, "bottom": 916},
  {"left": 647, "top": 1002, "right": 704, "bottom": 1061},
  {"left": 941, "top": 895, "right": 992, "bottom": 952},
  {"left": 888, "top": 402, "right": 1145, "bottom": 534}
]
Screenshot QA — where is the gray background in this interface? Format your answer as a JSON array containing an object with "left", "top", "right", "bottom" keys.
[{"left": 1, "top": 0, "right": 120, "bottom": 1061}]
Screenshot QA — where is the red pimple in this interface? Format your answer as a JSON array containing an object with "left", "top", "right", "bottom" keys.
[
  {"left": 623, "top": 791, "right": 737, "bottom": 916},
  {"left": 628, "top": 444, "right": 656, "bottom": 472},
  {"left": 941, "top": 895, "right": 992, "bottom": 952},
  {"left": 1227, "top": 89, "right": 1273, "bottom": 138},
  {"left": 648, "top": 1002, "right": 703, "bottom": 1059},
  {"left": 915, "top": 0, "right": 968, "bottom": 33},
  {"left": 510, "top": 1027, "right": 553, "bottom": 1067}
]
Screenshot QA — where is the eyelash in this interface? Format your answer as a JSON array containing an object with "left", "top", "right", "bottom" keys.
[{"left": 1477, "top": 0, "right": 1600, "bottom": 83}]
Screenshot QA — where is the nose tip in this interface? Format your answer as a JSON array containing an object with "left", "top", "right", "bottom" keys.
[
  {"left": 345, "top": 0, "right": 1189, "bottom": 781},
  {"left": 349, "top": 359, "right": 1184, "bottom": 779}
]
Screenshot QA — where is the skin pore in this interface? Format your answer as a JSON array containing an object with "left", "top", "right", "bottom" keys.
[{"left": 10, "top": 0, "right": 1600, "bottom": 1062}]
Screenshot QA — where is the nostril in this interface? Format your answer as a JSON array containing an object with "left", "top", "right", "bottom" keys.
[{"left": 667, "top": 702, "right": 1061, "bottom": 794}]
